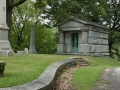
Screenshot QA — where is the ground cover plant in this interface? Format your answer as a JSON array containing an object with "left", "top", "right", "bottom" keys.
[
  {"left": 0, "top": 54, "right": 71, "bottom": 88},
  {"left": 1, "top": 55, "right": 120, "bottom": 89},
  {"left": 73, "top": 56, "right": 120, "bottom": 90}
]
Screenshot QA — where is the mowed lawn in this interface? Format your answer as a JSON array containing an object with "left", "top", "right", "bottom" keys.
[
  {"left": 0, "top": 54, "right": 72, "bottom": 88},
  {"left": 73, "top": 56, "right": 120, "bottom": 90},
  {"left": 1, "top": 54, "right": 120, "bottom": 89}
]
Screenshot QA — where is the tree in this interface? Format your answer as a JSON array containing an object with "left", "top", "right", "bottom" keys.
[
  {"left": 35, "top": 27, "right": 58, "bottom": 54},
  {"left": 103, "top": 0, "right": 120, "bottom": 52},
  {"left": 11, "top": 0, "right": 58, "bottom": 53},
  {"left": 109, "top": 30, "right": 120, "bottom": 59},
  {"left": 7, "top": 0, "right": 27, "bottom": 40},
  {"left": 11, "top": 0, "right": 40, "bottom": 52},
  {"left": 35, "top": 0, "right": 107, "bottom": 27}
]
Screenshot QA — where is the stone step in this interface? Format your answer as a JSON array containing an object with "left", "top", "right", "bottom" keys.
[
  {"left": 80, "top": 64, "right": 90, "bottom": 66},
  {"left": 73, "top": 57, "right": 85, "bottom": 60},
  {"left": 73, "top": 57, "right": 83, "bottom": 60},
  {"left": 73, "top": 57, "right": 90, "bottom": 67},
  {"left": 76, "top": 62, "right": 90, "bottom": 66},
  {"left": 74, "top": 59, "right": 85, "bottom": 62},
  {"left": 76, "top": 61, "right": 89, "bottom": 64}
]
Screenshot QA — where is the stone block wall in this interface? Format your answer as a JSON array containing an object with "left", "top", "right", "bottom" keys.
[
  {"left": 88, "top": 29, "right": 108, "bottom": 45},
  {"left": 78, "top": 27, "right": 109, "bottom": 56},
  {"left": 78, "top": 44, "right": 109, "bottom": 56}
]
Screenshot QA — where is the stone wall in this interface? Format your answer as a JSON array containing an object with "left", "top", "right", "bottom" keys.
[
  {"left": 88, "top": 27, "right": 109, "bottom": 45},
  {"left": 78, "top": 26, "right": 109, "bottom": 56},
  {"left": 0, "top": 59, "right": 76, "bottom": 90},
  {"left": 0, "top": 58, "right": 90, "bottom": 90}
]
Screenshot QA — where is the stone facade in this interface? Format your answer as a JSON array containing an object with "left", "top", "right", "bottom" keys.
[{"left": 56, "top": 16, "right": 109, "bottom": 56}]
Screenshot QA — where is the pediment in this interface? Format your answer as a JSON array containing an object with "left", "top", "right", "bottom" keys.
[{"left": 58, "top": 16, "right": 109, "bottom": 31}]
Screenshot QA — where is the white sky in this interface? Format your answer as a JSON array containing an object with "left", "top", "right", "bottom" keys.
[{"left": 31, "top": 0, "right": 36, "bottom": 2}]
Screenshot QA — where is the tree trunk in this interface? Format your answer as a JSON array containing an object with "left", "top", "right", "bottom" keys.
[
  {"left": 109, "top": 41, "right": 113, "bottom": 54},
  {"left": 7, "top": 7, "right": 13, "bottom": 42},
  {"left": 6, "top": 0, "right": 27, "bottom": 41}
]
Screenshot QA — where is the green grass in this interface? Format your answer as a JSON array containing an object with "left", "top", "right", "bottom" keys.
[
  {"left": 0, "top": 54, "right": 72, "bottom": 88},
  {"left": 73, "top": 56, "right": 120, "bottom": 90},
  {"left": 1, "top": 55, "right": 120, "bottom": 89}
]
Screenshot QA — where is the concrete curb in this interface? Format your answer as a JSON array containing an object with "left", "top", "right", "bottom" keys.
[{"left": 0, "top": 58, "right": 76, "bottom": 90}]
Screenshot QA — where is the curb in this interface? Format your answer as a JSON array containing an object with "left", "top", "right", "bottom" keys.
[{"left": 0, "top": 58, "right": 76, "bottom": 90}]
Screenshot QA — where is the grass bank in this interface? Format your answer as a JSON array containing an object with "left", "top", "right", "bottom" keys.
[
  {"left": 0, "top": 54, "right": 71, "bottom": 88},
  {"left": 73, "top": 57, "right": 120, "bottom": 90}
]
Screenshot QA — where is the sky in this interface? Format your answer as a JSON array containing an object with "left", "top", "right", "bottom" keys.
[{"left": 31, "top": 0, "right": 36, "bottom": 2}]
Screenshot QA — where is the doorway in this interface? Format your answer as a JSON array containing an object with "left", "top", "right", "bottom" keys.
[{"left": 72, "top": 33, "right": 78, "bottom": 53}]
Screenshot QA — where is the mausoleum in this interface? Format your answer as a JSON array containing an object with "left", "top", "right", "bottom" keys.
[{"left": 56, "top": 16, "right": 109, "bottom": 56}]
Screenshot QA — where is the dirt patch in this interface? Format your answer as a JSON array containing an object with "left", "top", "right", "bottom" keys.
[{"left": 53, "top": 66, "right": 79, "bottom": 90}]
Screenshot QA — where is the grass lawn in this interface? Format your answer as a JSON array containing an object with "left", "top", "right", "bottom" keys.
[
  {"left": 1, "top": 54, "right": 120, "bottom": 89},
  {"left": 0, "top": 54, "right": 72, "bottom": 88},
  {"left": 73, "top": 56, "right": 120, "bottom": 90}
]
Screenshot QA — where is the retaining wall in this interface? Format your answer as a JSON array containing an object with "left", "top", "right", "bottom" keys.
[{"left": 0, "top": 58, "right": 76, "bottom": 90}]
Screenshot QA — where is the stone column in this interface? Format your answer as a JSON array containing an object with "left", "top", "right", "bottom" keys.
[
  {"left": 57, "top": 31, "right": 65, "bottom": 53},
  {"left": 65, "top": 32, "right": 71, "bottom": 53},
  {"left": 78, "top": 32, "right": 82, "bottom": 52},
  {"left": 0, "top": 0, "right": 14, "bottom": 56},
  {"left": 78, "top": 32, "right": 82, "bottom": 44},
  {"left": 29, "top": 23, "right": 37, "bottom": 53},
  {"left": 0, "top": 0, "right": 8, "bottom": 28},
  {"left": 58, "top": 31, "right": 64, "bottom": 43}
]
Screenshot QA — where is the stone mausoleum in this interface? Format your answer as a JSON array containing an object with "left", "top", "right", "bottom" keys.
[{"left": 56, "top": 16, "right": 109, "bottom": 56}]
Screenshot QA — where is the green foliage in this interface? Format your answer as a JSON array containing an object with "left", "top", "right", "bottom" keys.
[
  {"left": 11, "top": 0, "right": 58, "bottom": 54},
  {"left": 35, "top": 0, "right": 107, "bottom": 26},
  {"left": 11, "top": 0, "right": 36, "bottom": 52},
  {"left": 73, "top": 56, "right": 120, "bottom": 90},
  {"left": 111, "top": 43, "right": 120, "bottom": 60},
  {"left": 104, "top": 1, "right": 120, "bottom": 59},
  {"left": 34, "top": 0, "right": 46, "bottom": 11},
  {"left": 104, "top": 0, "right": 120, "bottom": 30},
  {"left": 35, "top": 26, "right": 58, "bottom": 54},
  {"left": 109, "top": 30, "right": 120, "bottom": 60}
]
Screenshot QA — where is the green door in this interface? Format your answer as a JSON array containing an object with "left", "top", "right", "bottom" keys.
[{"left": 72, "top": 33, "right": 78, "bottom": 53}]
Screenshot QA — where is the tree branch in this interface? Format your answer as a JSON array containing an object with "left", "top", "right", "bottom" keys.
[{"left": 13, "top": 0, "right": 27, "bottom": 7}]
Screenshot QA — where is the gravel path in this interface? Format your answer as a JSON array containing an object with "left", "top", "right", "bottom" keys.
[{"left": 92, "top": 67, "right": 120, "bottom": 90}]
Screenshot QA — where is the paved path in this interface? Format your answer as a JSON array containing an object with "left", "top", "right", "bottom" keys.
[{"left": 92, "top": 67, "right": 120, "bottom": 90}]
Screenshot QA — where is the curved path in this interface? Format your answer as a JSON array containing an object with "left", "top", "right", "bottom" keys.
[{"left": 92, "top": 67, "right": 120, "bottom": 90}]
